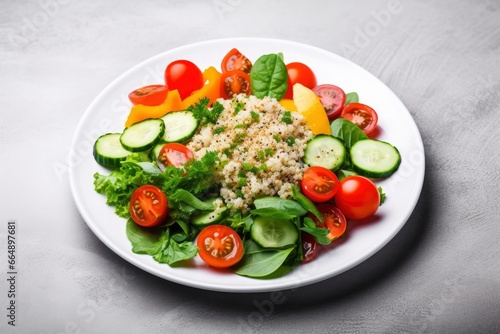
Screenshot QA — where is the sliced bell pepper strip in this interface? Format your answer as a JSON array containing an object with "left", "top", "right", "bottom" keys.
[
  {"left": 124, "top": 89, "right": 183, "bottom": 127},
  {"left": 181, "top": 66, "right": 222, "bottom": 109}
]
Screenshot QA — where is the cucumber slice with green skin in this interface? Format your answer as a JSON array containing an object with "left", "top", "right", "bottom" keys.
[
  {"left": 149, "top": 141, "right": 166, "bottom": 161},
  {"left": 191, "top": 198, "right": 228, "bottom": 228},
  {"left": 93, "top": 133, "right": 133, "bottom": 168},
  {"left": 120, "top": 118, "right": 165, "bottom": 152},
  {"left": 303, "top": 134, "right": 346, "bottom": 171},
  {"left": 161, "top": 111, "right": 199, "bottom": 143},
  {"left": 350, "top": 139, "right": 401, "bottom": 178},
  {"left": 250, "top": 216, "right": 299, "bottom": 249}
]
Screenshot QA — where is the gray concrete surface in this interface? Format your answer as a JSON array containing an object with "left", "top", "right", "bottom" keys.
[{"left": 1, "top": 0, "right": 499, "bottom": 333}]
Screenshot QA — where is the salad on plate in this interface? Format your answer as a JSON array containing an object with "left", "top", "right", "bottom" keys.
[{"left": 92, "top": 48, "right": 401, "bottom": 279}]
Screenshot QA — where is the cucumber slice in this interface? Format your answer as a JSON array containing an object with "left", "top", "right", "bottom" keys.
[
  {"left": 93, "top": 133, "right": 133, "bottom": 168},
  {"left": 350, "top": 139, "right": 401, "bottom": 178},
  {"left": 161, "top": 111, "right": 199, "bottom": 143},
  {"left": 303, "top": 134, "right": 346, "bottom": 171},
  {"left": 149, "top": 141, "right": 166, "bottom": 161},
  {"left": 250, "top": 216, "right": 299, "bottom": 249},
  {"left": 191, "top": 198, "right": 228, "bottom": 228},
  {"left": 120, "top": 118, "right": 165, "bottom": 152}
]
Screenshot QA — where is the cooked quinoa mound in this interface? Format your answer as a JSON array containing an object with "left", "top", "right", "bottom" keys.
[{"left": 187, "top": 94, "right": 313, "bottom": 212}]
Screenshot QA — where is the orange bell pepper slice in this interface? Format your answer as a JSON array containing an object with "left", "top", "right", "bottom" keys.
[
  {"left": 181, "top": 66, "right": 222, "bottom": 109},
  {"left": 124, "top": 89, "right": 183, "bottom": 127}
]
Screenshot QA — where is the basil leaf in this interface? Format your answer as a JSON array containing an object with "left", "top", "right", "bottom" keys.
[
  {"left": 234, "top": 247, "right": 295, "bottom": 277},
  {"left": 330, "top": 118, "right": 368, "bottom": 148},
  {"left": 345, "top": 92, "right": 359, "bottom": 105},
  {"left": 250, "top": 53, "right": 288, "bottom": 100}
]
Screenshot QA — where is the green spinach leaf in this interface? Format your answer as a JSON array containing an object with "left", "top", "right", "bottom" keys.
[
  {"left": 234, "top": 247, "right": 295, "bottom": 277},
  {"left": 169, "top": 189, "right": 215, "bottom": 212},
  {"left": 250, "top": 53, "right": 288, "bottom": 100},
  {"left": 345, "top": 92, "right": 359, "bottom": 105},
  {"left": 252, "top": 197, "right": 307, "bottom": 218},
  {"left": 291, "top": 185, "right": 323, "bottom": 222},
  {"left": 126, "top": 219, "right": 198, "bottom": 265},
  {"left": 300, "top": 217, "right": 331, "bottom": 245},
  {"left": 330, "top": 118, "right": 368, "bottom": 148}
]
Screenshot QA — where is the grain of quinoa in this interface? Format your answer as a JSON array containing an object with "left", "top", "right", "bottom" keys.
[{"left": 187, "top": 94, "right": 313, "bottom": 212}]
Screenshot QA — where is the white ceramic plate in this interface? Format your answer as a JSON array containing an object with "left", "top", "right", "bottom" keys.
[{"left": 69, "top": 38, "right": 425, "bottom": 293}]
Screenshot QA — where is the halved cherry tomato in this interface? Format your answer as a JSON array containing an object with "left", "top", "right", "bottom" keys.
[
  {"left": 128, "top": 85, "right": 169, "bottom": 106},
  {"left": 300, "top": 232, "right": 318, "bottom": 263},
  {"left": 301, "top": 166, "right": 340, "bottom": 203},
  {"left": 197, "top": 224, "right": 244, "bottom": 268},
  {"left": 129, "top": 185, "right": 168, "bottom": 227},
  {"left": 157, "top": 143, "right": 194, "bottom": 170},
  {"left": 165, "top": 60, "right": 204, "bottom": 100},
  {"left": 312, "top": 84, "right": 346, "bottom": 120},
  {"left": 334, "top": 175, "right": 380, "bottom": 220},
  {"left": 283, "top": 62, "right": 317, "bottom": 99},
  {"left": 221, "top": 48, "right": 252, "bottom": 74},
  {"left": 220, "top": 69, "right": 251, "bottom": 99},
  {"left": 341, "top": 103, "right": 378, "bottom": 135},
  {"left": 309, "top": 204, "right": 347, "bottom": 241}
]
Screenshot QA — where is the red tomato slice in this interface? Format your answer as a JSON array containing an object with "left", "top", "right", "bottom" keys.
[
  {"left": 283, "top": 62, "right": 317, "bottom": 99},
  {"left": 301, "top": 166, "right": 340, "bottom": 203},
  {"left": 220, "top": 69, "right": 251, "bottom": 99},
  {"left": 157, "top": 143, "right": 194, "bottom": 170},
  {"left": 300, "top": 232, "right": 318, "bottom": 263},
  {"left": 164, "top": 60, "right": 204, "bottom": 100},
  {"left": 312, "top": 84, "right": 346, "bottom": 120},
  {"left": 197, "top": 225, "right": 244, "bottom": 268},
  {"left": 334, "top": 175, "right": 380, "bottom": 220},
  {"left": 309, "top": 204, "right": 347, "bottom": 241},
  {"left": 221, "top": 48, "right": 252, "bottom": 74},
  {"left": 128, "top": 85, "right": 168, "bottom": 106},
  {"left": 341, "top": 103, "right": 378, "bottom": 135},
  {"left": 129, "top": 185, "right": 168, "bottom": 227}
]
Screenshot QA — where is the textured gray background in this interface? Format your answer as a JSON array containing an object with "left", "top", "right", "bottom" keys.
[{"left": 1, "top": 0, "right": 499, "bottom": 333}]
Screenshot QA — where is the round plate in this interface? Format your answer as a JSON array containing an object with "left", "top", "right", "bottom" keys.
[{"left": 69, "top": 38, "right": 425, "bottom": 293}]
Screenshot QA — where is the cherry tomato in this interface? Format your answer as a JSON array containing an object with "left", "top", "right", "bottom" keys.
[
  {"left": 221, "top": 48, "right": 252, "bottom": 74},
  {"left": 301, "top": 166, "right": 340, "bottom": 203},
  {"left": 129, "top": 185, "right": 168, "bottom": 227},
  {"left": 283, "top": 62, "right": 317, "bottom": 99},
  {"left": 341, "top": 103, "right": 378, "bottom": 135},
  {"left": 334, "top": 175, "right": 380, "bottom": 220},
  {"left": 197, "top": 225, "right": 244, "bottom": 268},
  {"left": 300, "top": 232, "right": 318, "bottom": 263},
  {"left": 164, "top": 60, "right": 204, "bottom": 100},
  {"left": 157, "top": 143, "right": 194, "bottom": 170},
  {"left": 312, "top": 84, "right": 346, "bottom": 120},
  {"left": 220, "top": 69, "right": 251, "bottom": 99},
  {"left": 309, "top": 204, "right": 347, "bottom": 241},
  {"left": 128, "top": 85, "right": 168, "bottom": 106}
]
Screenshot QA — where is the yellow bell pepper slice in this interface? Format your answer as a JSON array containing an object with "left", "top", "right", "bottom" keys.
[
  {"left": 293, "top": 83, "right": 332, "bottom": 135},
  {"left": 124, "top": 89, "right": 183, "bottom": 127},
  {"left": 279, "top": 98, "right": 297, "bottom": 111}
]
